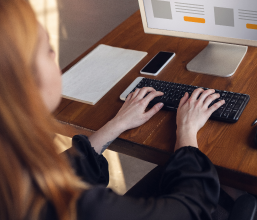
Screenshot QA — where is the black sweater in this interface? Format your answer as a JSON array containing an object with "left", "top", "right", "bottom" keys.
[{"left": 44, "top": 135, "right": 220, "bottom": 220}]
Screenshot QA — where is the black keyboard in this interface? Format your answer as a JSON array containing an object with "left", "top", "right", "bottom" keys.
[{"left": 128, "top": 78, "right": 250, "bottom": 123}]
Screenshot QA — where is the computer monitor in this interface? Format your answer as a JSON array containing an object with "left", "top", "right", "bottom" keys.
[{"left": 138, "top": 0, "right": 257, "bottom": 77}]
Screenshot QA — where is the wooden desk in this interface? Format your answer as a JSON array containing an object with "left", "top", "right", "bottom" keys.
[{"left": 55, "top": 11, "right": 257, "bottom": 195}]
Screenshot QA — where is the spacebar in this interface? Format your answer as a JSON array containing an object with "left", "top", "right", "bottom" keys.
[{"left": 150, "top": 98, "right": 178, "bottom": 110}]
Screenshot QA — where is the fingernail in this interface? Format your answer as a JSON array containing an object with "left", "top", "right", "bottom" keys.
[{"left": 159, "top": 103, "right": 164, "bottom": 108}]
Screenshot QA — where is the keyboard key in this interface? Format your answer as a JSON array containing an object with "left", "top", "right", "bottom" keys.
[
  {"left": 233, "top": 104, "right": 242, "bottom": 110},
  {"left": 226, "top": 103, "right": 235, "bottom": 108},
  {"left": 151, "top": 96, "right": 163, "bottom": 104},
  {"left": 212, "top": 108, "right": 224, "bottom": 117},
  {"left": 224, "top": 97, "right": 231, "bottom": 103},
  {"left": 166, "top": 100, "right": 177, "bottom": 108},
  {"left": 226, "top": 93, "right": 233, "bottom": 98},
  {"left": 221, "top": 110, "right": 231, "bottom": 118},
  {"left": 228, "top": 110, "right": 238, "bottom": 119},
  {"left": 236, "top": 99, "right": 244, "bottom": 105},
  {"left": 220, "top": 92, "right": 227, "bottom": 98},
  {"left": 238, "top": 96, "right": 246, "bottom": 101},
  {"left": 230, "top": 99, "right": 237, "bottom": 104},
  {"left": 233, "top": 94, "right": 240, "bottom": 99}
]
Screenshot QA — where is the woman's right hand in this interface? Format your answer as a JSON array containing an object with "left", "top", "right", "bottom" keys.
[{"left": 175, "top": 88, "right": 225, "bottom": 151}]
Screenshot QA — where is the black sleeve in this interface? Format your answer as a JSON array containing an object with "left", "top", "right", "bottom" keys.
[
  {"left": 61, "top": 135, "right": 109, "bottom": 186},
  {"left": 76, "top": 147, "right": 220, "bottom": 220}
]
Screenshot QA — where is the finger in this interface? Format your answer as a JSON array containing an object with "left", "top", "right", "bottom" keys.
[
  {"left": 136, "top": 87, "right": 156, "bottom": 100},
  {"left": 143, "top": 90, "right": 164, "bottom": 104},
  {"left": 125, "top": 93, "right": 132, "bottom": 102},
  {"left": 203, "top": 93, "right": 220, "bottom": 108},
  {"left": 144, "top": 102, "right": 164, "bottom": 120},
  {"left": 207, "top": 100, "right": 226, "bottom": 114},
  {"left": 131, "top": 88, "right": 141, "bottom": 99},
  {"left": 190, "top": 88, "right": 204, "bottom": 100},
  {"left": 198, "top": 89, "right": 215, "bottom": 103},
  {"left": 178, "top": 92, "right": 189, "bottom": 108}
]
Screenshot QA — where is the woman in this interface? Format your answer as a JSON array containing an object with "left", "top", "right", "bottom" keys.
[{"left": 0, "top": 0, "right": 225, "bottom": 220}]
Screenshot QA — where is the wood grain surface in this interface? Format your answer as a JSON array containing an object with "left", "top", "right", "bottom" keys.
[{"left": 54, "top": 11, "right": 257, "bottom": 194}]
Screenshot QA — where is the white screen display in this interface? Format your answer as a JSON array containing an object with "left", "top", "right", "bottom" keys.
[{"left": 144, "top": 0, "right": 257, "bottom": 41}]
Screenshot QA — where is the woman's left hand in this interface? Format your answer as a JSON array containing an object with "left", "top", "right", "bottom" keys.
[
  {"left": 88, "top": 87, "right": 163, "bottom": 154},
  {"left": 112, "top": 87, "right": 164, "bottom": 132}
]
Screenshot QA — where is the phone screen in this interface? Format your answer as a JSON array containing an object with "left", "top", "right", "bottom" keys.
[{"left": 141, "top": 52, "right": 175, "bottom": 74}]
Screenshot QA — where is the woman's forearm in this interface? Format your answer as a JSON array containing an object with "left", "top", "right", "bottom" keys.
[{"left": 88, "top": 119, "right": 124, "bottom": 154}]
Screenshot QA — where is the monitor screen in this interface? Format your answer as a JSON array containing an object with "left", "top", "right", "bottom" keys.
[{"left": 141, "top": 0, "right": 257, "bottom": 46}]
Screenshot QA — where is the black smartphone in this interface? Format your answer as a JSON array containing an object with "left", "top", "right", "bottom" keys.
[{"left": 140, "top": 51, "right": 175, "bottom": 76}]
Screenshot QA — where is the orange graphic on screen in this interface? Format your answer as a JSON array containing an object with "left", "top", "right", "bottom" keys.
[
  {"left": 246, "top": 24, "right": 257, "bottom": 30},
  {"left": 184, "top": 16, "right": 206, "bottom": 24}
]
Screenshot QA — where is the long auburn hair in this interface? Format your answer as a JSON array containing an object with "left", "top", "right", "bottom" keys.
[{"left": 0, "top": 0, "right": 87, "bottom": 219}]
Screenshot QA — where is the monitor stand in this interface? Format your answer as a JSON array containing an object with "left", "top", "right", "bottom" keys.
[{"left": 186, "top": 42, "right": 248, "bottom": 77}]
